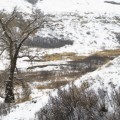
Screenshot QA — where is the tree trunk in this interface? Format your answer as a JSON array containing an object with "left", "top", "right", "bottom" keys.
[
  {"left": 4, "top": 77, "right": 15, "bottom": 103},
  {"left": 4, "top": 60, "right": 16, "bottom": 103}
]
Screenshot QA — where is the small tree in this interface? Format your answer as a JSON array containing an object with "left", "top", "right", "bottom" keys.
[{"left": 0, "top": 8, "right": 46, "bottom": 103}]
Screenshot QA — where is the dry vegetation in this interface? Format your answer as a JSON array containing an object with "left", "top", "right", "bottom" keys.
[
  {"left": 42, "top": 52, "right": 86, "bottom": 61},
  {"left": 1, "top": 49, "right": 120, "bottom": 104},
  {"left": 41, "top": 49, "right": 120, "bottom": 62},
  {"left": 95, "top": 49, "right": 120, "bottom": 58},
  {"left": 17, "top": 70, "right": 81, "bottom": 83},
  {"left": 37, "top": 80, "right": 69, "bottom": 89},
  {"left": 1, "top": 49, "right": 120, "bottom": 118},
  {"left": 36, "top": 85, "right": 120, "bottom": 120},
  {"left": 0, "top": 103, "right": 11, "bottom": 117},
  {"left": 15, "top": 85, "right": 31, "bottom": 103}
]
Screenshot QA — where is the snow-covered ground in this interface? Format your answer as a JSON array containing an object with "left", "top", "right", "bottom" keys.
[
  {"left": 1, "top": 0, "right": 120, "bottom": 120},
  {"left": 39, "top": 12, "right": 120, "bottom": 55},
  {"left": 74, "top": 56, "right": 120, "bottom": 92},
  {"left": 2, "top": 55, "right": 120, "bottom": 120},
  {"left": 0, "top": 0, "right": 120, "bottom": 71},
  {"left": 2, "top": 90, "right": 50, "bottom": 120},
  {"left": 0, "top": 0, "right": 120, "bottom": 14},
  {"left": 37, "top": 0, "right": 120, "bottom": 14},
  {"left": 1, "top": 81, "right": 57, "bottom": 120}
]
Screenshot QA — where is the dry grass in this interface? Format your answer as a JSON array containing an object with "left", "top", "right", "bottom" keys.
[
  {"left": 42, "top": 52, "right": 86, "bottom": 61},
  {"left": 20, "top": 70, "right": 82, "bottom": 83},
  {"left": 69, "top": 55, "right": 86, "bottom": 61},
  {"left": 42, "top": 49, "right": 120, "bottom": 62},
  {"left": 95, "top": 49, "right": 120, "bottom": 57},
  {"left": 43, "top": 52, "right": 76, "bottom": 61},
  {"left": 16, "top": 96, "right": 31, "bottom": 104},
  {"left": 15, "top": 86, "right": 31, "bottom": 103},
  {"left": 37, "top": 80, "right": 69, "bottom": 90}
]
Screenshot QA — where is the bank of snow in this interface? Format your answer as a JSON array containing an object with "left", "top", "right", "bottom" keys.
[
  {"left": 74, "top": 56, "right": 120, "bottom": 93},
  {"left": 1, "top": 0, "right": 120, "bottom": 14},
  {"left": 2, "top": 56, "right": 120, "bottom": 120},
  {"left": 0, "top": 0, "right": 120, "bottom": 71},
  {"left": 2, "top": 89, "right": 51, "bottom": 120},
  {"left": 37, "top": 0, "right": 120, "bottom": 14}
]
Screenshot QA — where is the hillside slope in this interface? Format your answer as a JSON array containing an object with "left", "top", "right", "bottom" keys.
[
  {"left": 0, "top": 0, "right": 120, "bottom": 120},
  {"left": 0, "top": 0, "right": 120, "bottom": 71},
  {"left": 2, "top": 56, "right": 120, "bottom": 120}
]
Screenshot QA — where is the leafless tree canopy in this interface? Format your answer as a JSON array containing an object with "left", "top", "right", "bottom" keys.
[
  {"left": 0, "top": 8, "right": 45, "bottom": 56},
  {"left": 0, "top": 8, "right": 46, "bottom": 103}
]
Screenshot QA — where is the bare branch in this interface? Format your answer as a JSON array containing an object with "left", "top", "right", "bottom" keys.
[
  {"left": 18, "top": 26, "right": 40, "bottom": 49},
  {"left": 0, "top": 19, "right": 13, "bottom": 42},
  {"left": 0, "top": 36, "right": 10, "bottom": 46},
  {"left": 5, "top": 8, "right": 17, "bottom": 27},
  {"left": 23, "top": 17, "right": 37, "bottom": 32},
  {"left": 0, "top": 47, "right": 9, "bottom": 55}
]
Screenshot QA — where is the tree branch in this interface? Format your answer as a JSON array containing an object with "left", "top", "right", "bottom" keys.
[
  {"left": 0, "top": 36, "right": 10, "bottom": 46},
  {"left": 0, "top": 47, "right": 9, "bottom": 55},
  {"left": 22, "top": 17, "right": 37, "bottom": 33},
  {"left": 0, "top": 19, "right": 13, "bottom": 42},
  {"left": 5, "top": 8, "right": 17, "bottom": 27},
  {"left": 18, "top": 26, "right": 40, "bottom": 49}
]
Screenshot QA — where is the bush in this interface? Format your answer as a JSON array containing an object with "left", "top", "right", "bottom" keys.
[
  {"left": 24, "top": 36, "right": 73, "bottom": 48},
  {"left": 25, "top": 0, "right": 39, "bottom": 5},
  {"left": 36, "top": 85, "right": 120, "bottom": 120},
  {"left": 0, "top": 103, "right": 11, "bottom": 117}
]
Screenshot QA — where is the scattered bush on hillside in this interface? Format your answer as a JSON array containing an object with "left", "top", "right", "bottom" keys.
[
  {"left": 24, "top": 36, "right": 73, "bottom": 48},
  {"left": 115, "top": 33, "right": 120, "bottom": 44},
  {"left": 36, "top": 85, "right": 120, "bottom": 120},
  {"left": 25, "top": 0, "right": 39, "bottom": 5},
  {"left": 0, "top": 103, "right": 11, "bottom": 117}
]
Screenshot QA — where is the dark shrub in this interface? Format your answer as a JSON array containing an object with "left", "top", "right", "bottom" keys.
[
  {"left": 0, "top": 103, "right": 11, "bottom": 117},
  {"left": 36, "top": 85, "right": 120, "bottom": 120},
  {"left": 24, "top": 36, "right": 73, "bottom": 48},
  {"left": 25, "top": 0, "right": 39, "bottom": 5}
]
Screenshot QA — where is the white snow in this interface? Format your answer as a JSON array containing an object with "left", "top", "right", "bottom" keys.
[
  {"left": 2, "top": 85, "right": 56, "bottom": 120},
  {"left": 0, "top": 0, "right": 32, "bottom": 13},
  {"left": 0, "top": 0, "right": 120, "bottom": 14},
  {"left": 37, "top": 0, "right": 120, "bottom": 14},
  {"left": 0, "top": 0, "right": 120, "bottom": 71},
  {"left": 1, "top": 0, "right": 120, "bottom": 120},
  {"left": 2, "top": 55, "right": 120, "bottom": 120},
  {"left": 2, "top": 95, "right": 49, "bottom": 120},
  {"left": 74, "top": 56, "right": 120, "bottom": 92}
]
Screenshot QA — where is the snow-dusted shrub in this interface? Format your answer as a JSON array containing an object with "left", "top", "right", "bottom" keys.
[
  {"left": 0, "top": 70, "right": 8, "bottom": 86},
  {"left": 0, "top": 103, "right": 10, "bottom": 117},
  {"left": 36, "top": 85, "right": 120, "bottom": 120},
  {"left": 25, "top": 0, "right": 39, "bottom": 5},
  {"left": 21, "top": 86, "right": 31, "bottom": 102},
  {"left": 16, "top": 83, "right": 31, "bottom": 103},
  {"left": 24, "top": 36, "right": 73, "bottom": 48},
  {"left": 116, "top": 33, "right": 120, "bottom": 44}
]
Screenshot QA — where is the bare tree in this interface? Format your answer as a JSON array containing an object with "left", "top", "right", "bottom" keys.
[{"left": 0, "top": 8, "right": 46, "bottom": 103}]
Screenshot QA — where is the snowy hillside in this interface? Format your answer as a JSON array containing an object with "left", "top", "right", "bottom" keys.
[
  {"left": 1, "top": 0, "right": 120, "bottom": 13},
  {"left": 0, "top": 0, "right": 120, "bottom": 120},
  {"left": 2, "top": 56, "right": 120, "bottom": 120},
  {"left": 0, "top": 0, "right": 120, "bottom": 71},
  {"left": 74, "top": 56, "right": 120, "bottom": 92}
]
